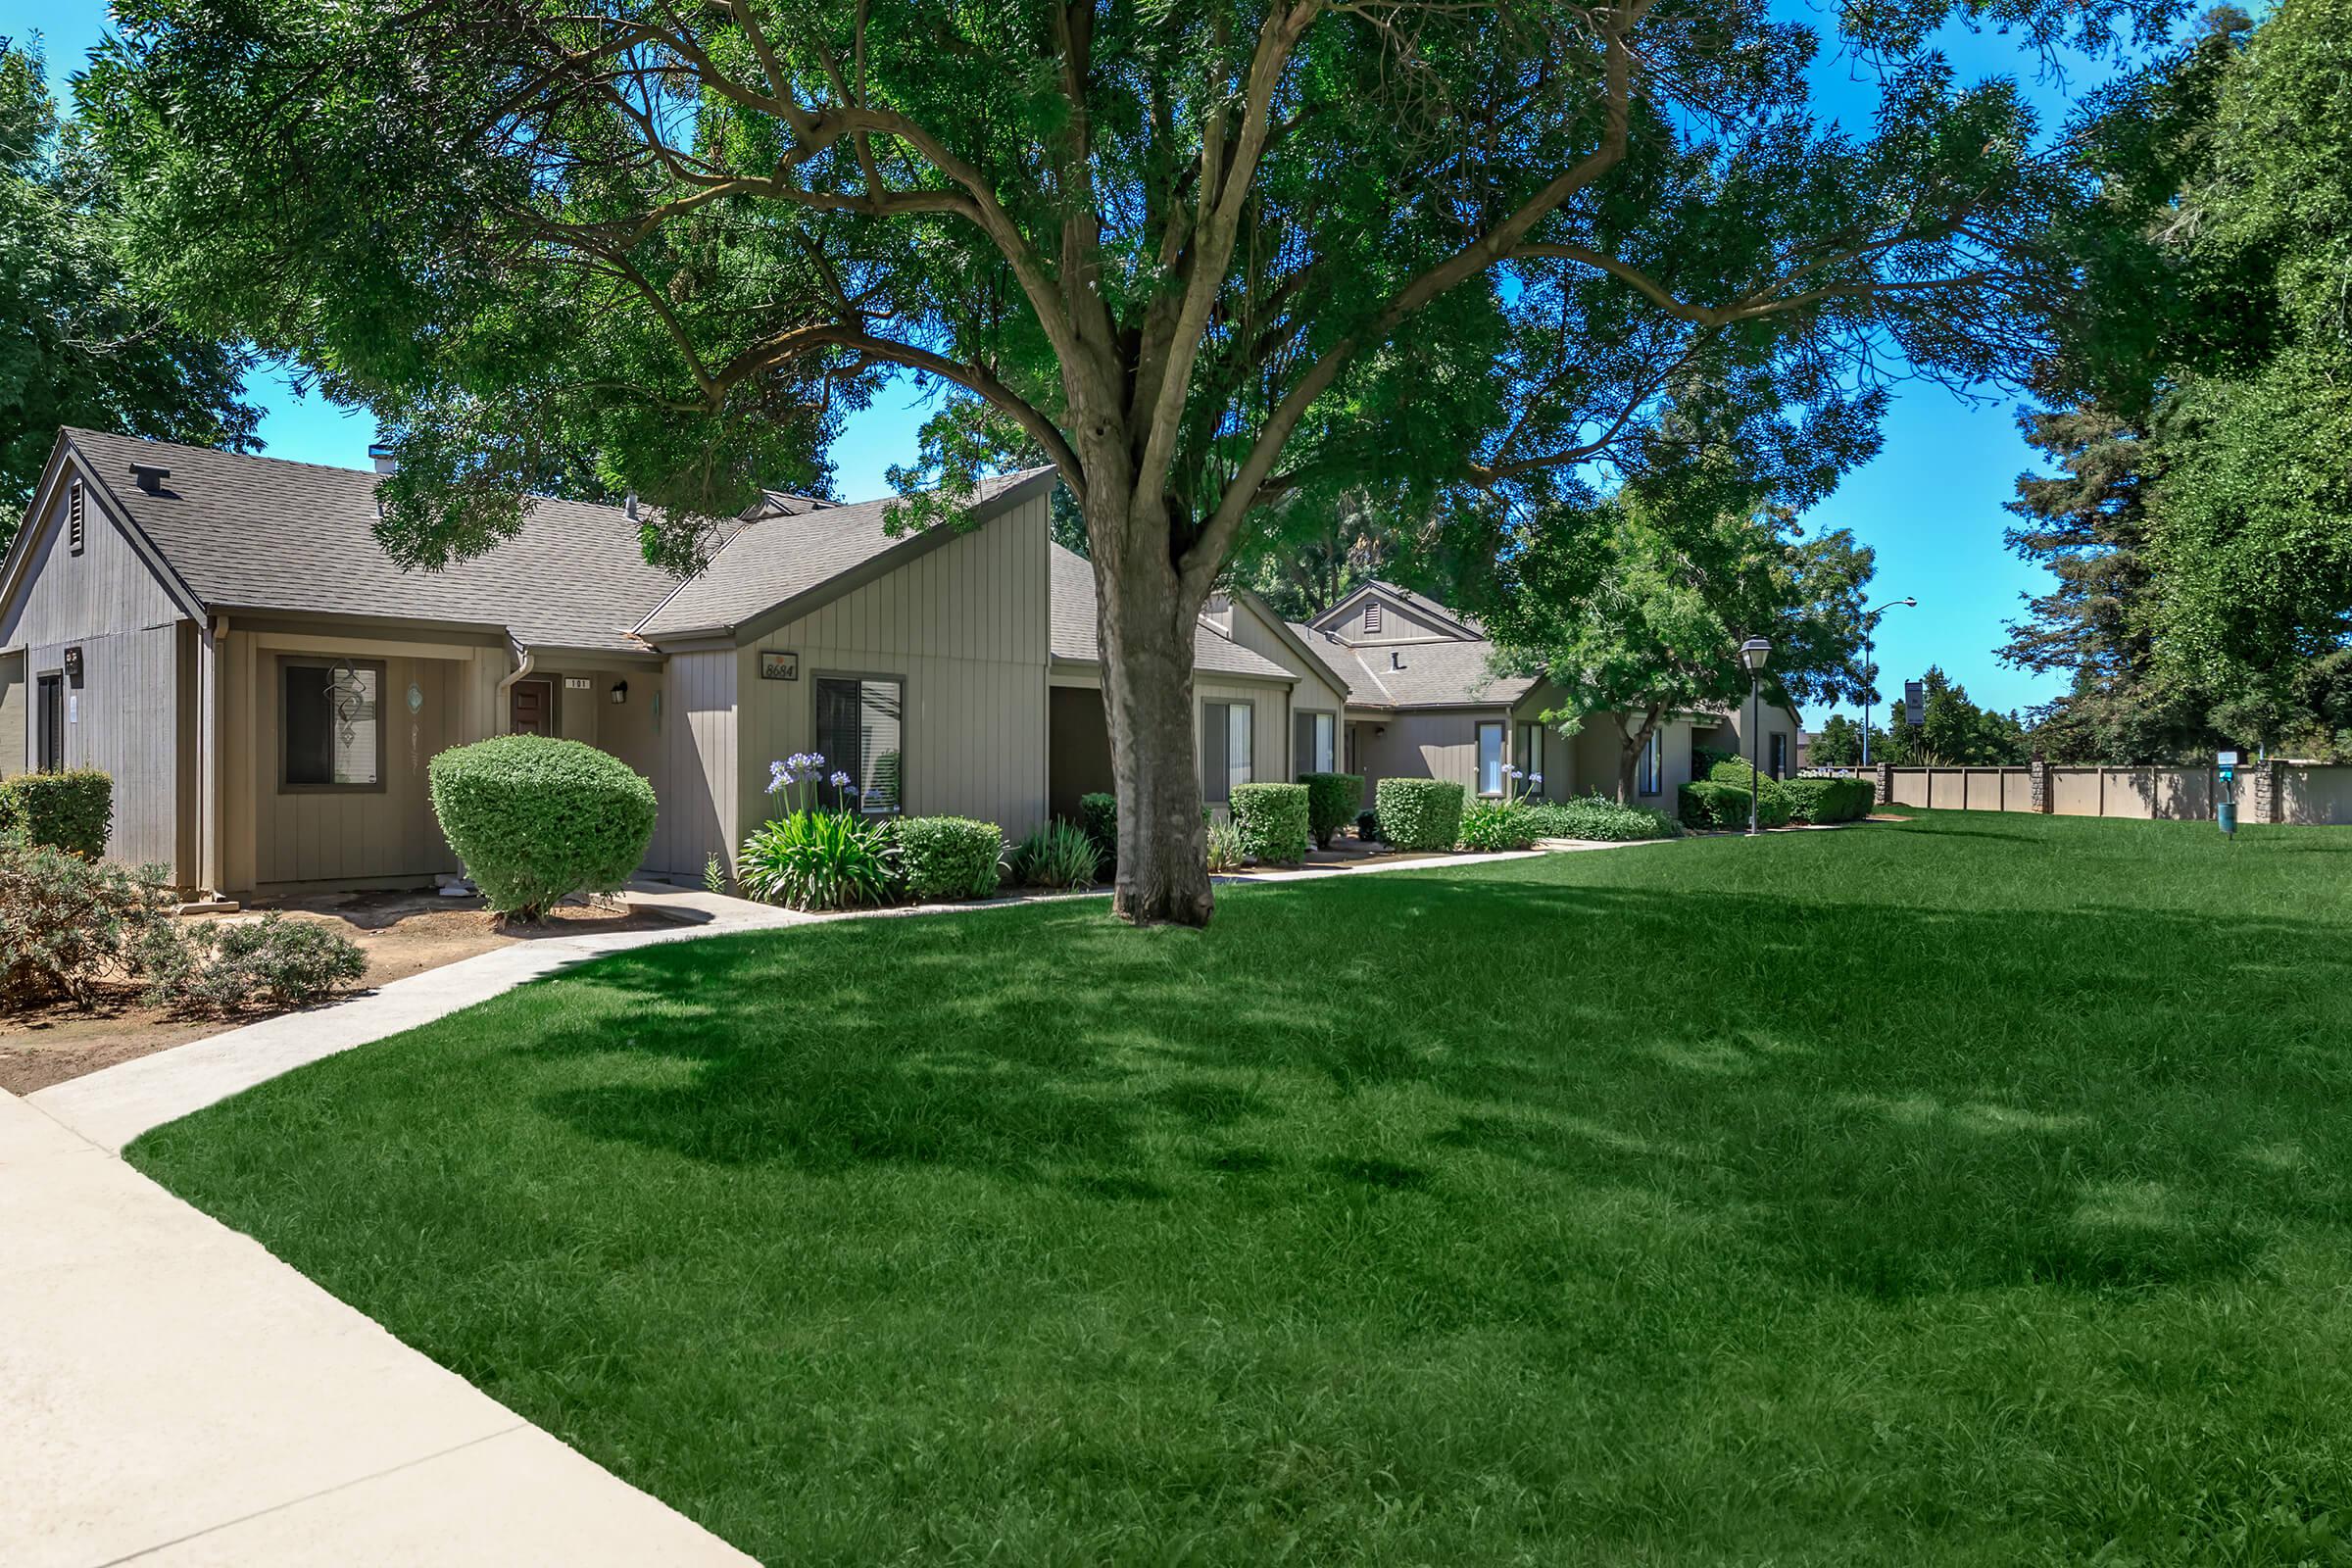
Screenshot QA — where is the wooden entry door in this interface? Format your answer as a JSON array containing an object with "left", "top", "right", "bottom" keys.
[{"left": 510, "top": 678, "right": 556, "bottom": 737}]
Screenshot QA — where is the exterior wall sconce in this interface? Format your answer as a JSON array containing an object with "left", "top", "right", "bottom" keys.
[{"left": 611, "top": 680, "right": 629, "bottom": 705}]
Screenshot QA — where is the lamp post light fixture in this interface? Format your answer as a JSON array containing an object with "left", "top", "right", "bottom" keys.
[
  {"left": 1860, "top": 596, "right": 1917, "bottom": 768},
  {"left": 1740, "top": 637, "right": 1772, "bottom": 836}
]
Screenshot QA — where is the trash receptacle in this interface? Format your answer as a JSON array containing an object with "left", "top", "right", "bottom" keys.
[{"left": 2219, "top": 799, "right": 2238, "bottom": 836}]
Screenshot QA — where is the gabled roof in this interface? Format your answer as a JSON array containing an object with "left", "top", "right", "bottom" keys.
[
  {"left": 1049, "top": 545, "right": 1294, "bottom": 682},
  {"left": 1311, "top": 579, "right": 1486, "bottom": 642},
  {"left": 1298, "top": 623, "right": 1539, "bottom": 710},
  {"left": 41, "top": 428, "right": 681, "bottom": 655},
  {"left": 637, "top": 466, "right": 1055, "bottom": 641}
]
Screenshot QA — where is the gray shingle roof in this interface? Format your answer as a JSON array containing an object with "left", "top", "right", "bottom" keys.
[
  {"left": 1050, "top": 545, "right": 1294, "bottom": 681},
  {"left": 1292, "top": 619, "right": 1538, "bottom": 710},
  {"left": 62, "top": 428, "right": 680, "bottom": 655},
  {"left": 637, "top": 467, "right": 1053, "bottom": 639}
]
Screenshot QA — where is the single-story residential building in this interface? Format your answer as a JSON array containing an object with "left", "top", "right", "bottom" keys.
[
  {"left": 0, "top": 429, "right": 1367, "bottom": 895},
  {"left": 1294, "top": 580, "right": 1801, "bottom": 808}
]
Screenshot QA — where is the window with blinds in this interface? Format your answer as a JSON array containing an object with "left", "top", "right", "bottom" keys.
[
  {"left": 283, "top": 660, "right": 383, "bottom": 789},
  {"left": 1201, "top": 700, "right": 1252, "bottom": 802},
  {"left": 815, "top": 676, "right": 905, "bottom": 813},
  {"left": 1295, "top": 710, "right": 1336, "bottom": 775}
]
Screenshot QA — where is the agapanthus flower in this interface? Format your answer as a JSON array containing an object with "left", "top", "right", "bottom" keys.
[
  {"left": 828, "top": 770, "right": 852, "bottom": 789},
  {"left": 1528, "top": 772, "right": 1544, "bottom": 785}
]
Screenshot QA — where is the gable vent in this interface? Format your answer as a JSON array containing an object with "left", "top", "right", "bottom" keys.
[
  {"left": 1363, "top": 602, "right": 1383, "bottom": 634},
  {"left": 69, "top": 479, "right": 84, "bottom": 555}
]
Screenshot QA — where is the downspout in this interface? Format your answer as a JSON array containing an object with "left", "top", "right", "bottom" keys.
[{"left": 495, "top": 641, "right": 535, "bottom": 734}]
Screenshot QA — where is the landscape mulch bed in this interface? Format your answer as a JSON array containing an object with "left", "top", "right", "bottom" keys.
[{"left": 0, "top": 891, "right": 674, "bottom": 1096}]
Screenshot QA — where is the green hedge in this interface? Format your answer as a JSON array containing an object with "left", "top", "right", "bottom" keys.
[
  {"left": 1783, "top": 776, "right": 1875, "bottom": 824},
  {"left": 1679, "top": 778, "right": 1791, "bottom": 831},
  {"left": 1231, "top": 782, "right": 1311, "bottom": 864},
  {"left": 1298, "top": 772, "right": 1364, "bottom": 850},
  {"left": 898, "top": 815, "right": 1004, "bottom": 901},
  {"left": 0, "top": 768, "right": 112, "bottom": 858},
  {"left": 1374, "top": 777, "right": 1466, "bottom": 851},
  {"left": 427, "top": 737, "right": 657, "bottom": 920},
  {"left": 1519, "top": 796, "right": 1684, "bottom": 842},
  {"left": 1078, "top": 792, "right": 1118, "bottom": 877}
]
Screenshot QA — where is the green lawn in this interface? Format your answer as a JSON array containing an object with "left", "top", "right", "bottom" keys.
[{"left": 130, "top": 812, "right": 2352, "bottom": 1564}]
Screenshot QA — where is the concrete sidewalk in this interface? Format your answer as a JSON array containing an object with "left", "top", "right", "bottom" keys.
[{"left": 0, "top": 1091, "right": 756, "bottom": 1568}]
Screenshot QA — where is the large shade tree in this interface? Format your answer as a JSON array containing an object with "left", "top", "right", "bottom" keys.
[
  {"left": 89, "top": 0, "right": 2167, "bottom": 922},
  {"left": 0, "top": 39, "right": 257, "bottom": 539}
]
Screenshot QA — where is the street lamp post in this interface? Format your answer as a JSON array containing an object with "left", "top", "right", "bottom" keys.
[
  {"left": 1860, "top": 596, "right": 1917, "bottom": 768},
  {"left": 1740, "top": 637, "right": 1772, "bottom": 836}
]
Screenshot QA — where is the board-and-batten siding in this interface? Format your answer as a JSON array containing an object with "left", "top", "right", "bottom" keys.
[
  {"left": 0, "top": 652, "right": 24, "bottom": 776},
  {"left": 651, "top": 648, "right": 738, "bottom": 877},
  {"left": 1197, "top": 674, "right": 1293, "bottom": 798},
  {"left": 243, "top": 650, "right": 464, "bottom": 887},
  {"left": 1224, "top": 600, "right": 1348, "bottom": 730},
  {"left": 1, "top": 461, "right": 193, "bottom": 872},
  {"left": 732, "top": 493, "right": 1052, "bottom": 849}
]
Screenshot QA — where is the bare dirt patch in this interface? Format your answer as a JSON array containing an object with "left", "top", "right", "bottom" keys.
[{"left": 0, "top": 890, "right": 676, "bottom": 1096}]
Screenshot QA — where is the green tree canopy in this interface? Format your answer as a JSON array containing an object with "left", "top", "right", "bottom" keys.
[
  {"left": 87, "top": 0, "right": 2173, "bottom": 920},
  {"left": 0, "top": 37, "right": 257, "bottom": 538}
]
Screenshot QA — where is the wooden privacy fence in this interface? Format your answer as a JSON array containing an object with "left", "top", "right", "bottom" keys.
[{"left": 1867, "top": 760, "right": 2352, "bottom": 825}]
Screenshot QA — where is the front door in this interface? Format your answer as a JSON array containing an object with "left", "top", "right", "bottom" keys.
[
  {"left": 35, "top": 673, "right": 63, "bottom": 770},
  {"left": 510, "top": 678, "right": 556, "bottom": 737}
]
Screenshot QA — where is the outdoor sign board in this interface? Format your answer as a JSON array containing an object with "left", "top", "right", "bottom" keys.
[{"left": 1904, "top": 679, "right": 1924, "bottom": 728}]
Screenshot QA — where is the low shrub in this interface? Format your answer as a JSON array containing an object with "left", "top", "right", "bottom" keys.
[
  {"left": 899, "top": 815, "right": 1005, "bottom": 901},
  {"left": 0, "top": 768, "right": 113, "bottom": 858},
  {"left": 1011, "top": 818, "right": 1102, "bottom": 889},
  {"left": 1298, "top": 772, "right": 1364, "bottom": 850},
  {"left": 428, "top": 736, "right": 658, "bottom": 921},
  {"left": 738, "top": 809, "right": 896, "bottom": 910},
  {"left": 1518, "top": 796, "right": 1684, "bottom": 843},
  {"left": 0, "top": 833, "right": 173, "bottom": 1006},
  {"left": 1356, "top": 808, "right": 1382, "bottom": 843},
  {"left": 1783, "top": 776, "right": 1875, "bottom": 824},
  {"left": 145, "top": 913, "right": 368, "bottom": 1014},
  {"left": 1708, "top": 755, "right": 1791, "bottom": 807},
  {"left": 1374, "top": 777, "right": 1466, "bottom": 852},
  {"left": 1204, "top": 815, "right": 1248, "bottom": 872},
  {"left": 1679, "top": 778, "right": 1792, "bottom": 831},
  {"left": 1078, "top": 792, "right": 1119, "bottom": 876},
  {"left": 1230, "top": 782, "right": 1311, "bottom": 865},
  {"left": 1458, "top": 800, "right": 1538, "bottom": 852}
]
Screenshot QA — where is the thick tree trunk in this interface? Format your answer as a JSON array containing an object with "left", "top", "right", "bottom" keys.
[
  {"left": 1092, "top": 502, "right": 1214, "bottom": 927},
  {"left": 1616, "top": 744, "right": 1640, "bottom": 806}
]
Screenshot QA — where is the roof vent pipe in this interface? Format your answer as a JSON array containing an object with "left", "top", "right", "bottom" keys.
[
  {"left": 1391, "top": 650, "right": 1405, "bottom": 670},
  {"left": 368, "top": 442, "right": 396, "bottom": 475},
  {"left": 625, "top": 493, "right": 639, "bottom": 523},
  {"left": 129, "top": 463, "right": 171, "bottom": 494}
]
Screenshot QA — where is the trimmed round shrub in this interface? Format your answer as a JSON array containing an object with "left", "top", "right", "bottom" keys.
[
  {"left": 1374, "top": 777, "right": 1466, "bottom": 852},
  {"left": 1078, "top": 791, "right": 1118, "bottom": 876},
  {"left": 1230, "top": 782, "right": 1311, "bottom": 864},
  {"left": 0, "top": 768, "right": 113, "bottom": 858},
  {"left": 427, "top": 736, "right": 658, "bottom": 920},
  {"left": 899, "top": 815, "right": 1004, "bottom": 901},
  {"left": 1298, "top": 772, "right": 1364, "bottom": 850},
  {"left": 1707, "top": 756, "right": 1791, "bottom": 815},
  {"left": 1782, "top": 776, "right": 1876, "bottom": 824},
  {"left": 1459, "top": 800, "right": 1538, "bottom": 852},
  {"left": 1679, "top": 778, "right": 1791, "bottom": 831}
]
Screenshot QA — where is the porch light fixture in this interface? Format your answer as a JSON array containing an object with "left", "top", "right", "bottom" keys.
[
  {"left": 1740, "top": 638, "right": 1772, "bottom": 836},
  {"left": 611, "top": 680, "right": 628, "bottom": 706}
]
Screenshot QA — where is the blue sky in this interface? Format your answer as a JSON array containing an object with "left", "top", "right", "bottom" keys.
[{"left": 14, "top": 1, "right": 2137, "bottom": 722}]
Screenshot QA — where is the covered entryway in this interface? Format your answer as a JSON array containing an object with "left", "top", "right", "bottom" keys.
[
  {"left": 1048, "top": 684, "right": 1113, "bottom": 824},
  {"left": 509, "top": 677, "right": 556, "bottom": 735}
]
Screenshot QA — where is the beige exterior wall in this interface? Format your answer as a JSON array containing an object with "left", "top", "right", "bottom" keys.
[
  {"left": 1225, "top": 597, "right": 1350, "bottom": 730},
  {"left": 1695, "top": 700, "right": 1802, "bottom": 780},
  {"left": 648, "top": 646, "right": 737, "bottom": 879},
  {"left": 2281, "top": 765, "right": 2352, "bottom": 825},
  {"left": 1319, "top": 591, "right": 1458, "bottom": 646},
  {"left": 725, "top": 492, "right": 1053, "bottom": 859},
  {"left": 1196, "top": 673, "right": 1294, "bottom": 805}
]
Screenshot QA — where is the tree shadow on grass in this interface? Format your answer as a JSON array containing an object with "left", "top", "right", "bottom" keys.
[{"left": 515, "top": 868, "right": 2352, "bottom": 1301}]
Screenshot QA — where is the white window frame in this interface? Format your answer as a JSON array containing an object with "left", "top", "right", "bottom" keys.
[{"left": 1476, "top": 720, "right": 1505, "bottom": 797}]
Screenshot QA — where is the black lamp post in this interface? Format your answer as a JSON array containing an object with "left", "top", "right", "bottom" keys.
[
  {"left": 1860, "top": 596, "right": 1916, "bottom": 768},
  {"left": 1740, "top": 637, "right": 1772, "bottom": 835}
]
